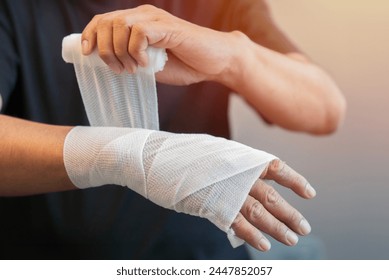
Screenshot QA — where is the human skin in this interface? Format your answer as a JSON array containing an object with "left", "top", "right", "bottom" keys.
[
  {"left": 81, "top": 3, "right": 346, "bottom": 135},
  {"left": 0, "top": 1, "right": 342, "bottom": 252},
  {"left": 0, "top": 114, "right": 314, "bottom": 252}
]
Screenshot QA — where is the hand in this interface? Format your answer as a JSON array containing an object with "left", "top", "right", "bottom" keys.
[
  {"left": 232, "top": 159, "right": 316, "bottom": 251},
  {"left": 81, "top": 4, "right": 241, "bottom": 85}
]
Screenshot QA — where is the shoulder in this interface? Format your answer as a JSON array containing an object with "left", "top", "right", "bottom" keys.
[
  {"left": 227, "top": 0, "right": 300, "bottom": 54},
  {"left": 224, "top": 0, "right": 276, "bottom": 35},
  {"left": 230, "top": 0, "right": 271, "bottom": 16}
]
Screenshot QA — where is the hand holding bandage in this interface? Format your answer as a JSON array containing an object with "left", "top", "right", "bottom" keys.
[
  {"left": 62, "top": 33, "right": 166, "bottom": 130},
  {"left": 62, "top": 29, "right": 316, "bottom": 251}
]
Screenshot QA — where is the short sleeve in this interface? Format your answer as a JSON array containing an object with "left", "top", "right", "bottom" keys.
[
  {"left": 224, "top": 0, "right": 298, "bottom": 54},
  {"left": 0, "top": 1, "right": 19, "bottom": 109}
]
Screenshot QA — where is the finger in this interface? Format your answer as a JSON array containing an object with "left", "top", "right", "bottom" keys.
[
  {"left": 240, "top": 195, "right": 299, "bottom": 246},
  {"left": 250, "top": 179, "right": 312, "bottom": 236},
  {"left": 81, "top": 8, "right": 149, "bottom": 56},
  {"left": 261, "top": 159, "right": 317, "bottom": 199},
  {"left": 112, "top": 19, "right": 138, "bottom": 73},
  {"left": 96, "top": 16, "right": 124, "bottom": 74},
  {"left": 128, "top": 22, "right": 150, "bottom": 68},
  {"left": 82, "top": 14, "right": 101, "bottom": 55},
  {"left": 128, "top": 21, "right": 175, "bottom": 68},
  {"left": 231, "top": 212, "right": 271, "bottom": 252}
]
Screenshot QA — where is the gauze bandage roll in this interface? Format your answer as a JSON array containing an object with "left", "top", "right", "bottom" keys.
[
  {"left": 62, "top": 33, "right": 167, "bottom": 129},
  {"left": 64, "top": 126, "right": 277, "bottom": 247}
]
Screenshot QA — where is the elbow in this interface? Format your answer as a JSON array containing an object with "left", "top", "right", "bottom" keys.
[
  {"left": 313, "top": 89, "right": 347, "bottom": 135},
  {"left": 306, "top": 66, "right": 347, "bottom": 135}
]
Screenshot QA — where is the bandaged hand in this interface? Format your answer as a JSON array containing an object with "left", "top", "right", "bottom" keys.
[
  {"left": 232, "top": 159, "right": 316, "bottom": 251},
  {"left": 64, "top": 127, "right": 315, "bottom": 251}
]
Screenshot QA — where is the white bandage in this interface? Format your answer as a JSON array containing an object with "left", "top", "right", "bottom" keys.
[
  {"left": 62, "top": 33, "right": 167, "bottom": 129},
  {"left": 62, "top": 34, "right": 277, "bottom": 246},
  {"left": 64, "top": 126, "right": 276, "bottom": 245}
]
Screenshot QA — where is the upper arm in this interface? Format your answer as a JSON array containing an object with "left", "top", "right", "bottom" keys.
[{"left": 228, "top": 0, "right": 304, "bottom": 56}]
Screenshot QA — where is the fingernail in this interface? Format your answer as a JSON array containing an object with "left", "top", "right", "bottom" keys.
[
  {"left": 82, "top": 40, "right": 89, "bottom": 54},
  {"left": 286, "top": 230, "right": 299, "bottom": 246},
  {"left": 306, "top": 183, "right": 317, "bottom": 198},
  {"left": 258, "top": 237, "right": 271, "bottom": 251},
  {"left": 299, "top": 219, "right": 312, "bottom": 235}
]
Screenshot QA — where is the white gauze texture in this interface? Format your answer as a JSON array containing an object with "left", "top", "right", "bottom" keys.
[
  {"left": 62, "top": 33, "right": 167, "bottom": 129},
  {"left": 64, "top": 126, "right": 277, "bottom": 247},
  {"left": 62, "top": 33, "right": 277, "bottom": 247}
]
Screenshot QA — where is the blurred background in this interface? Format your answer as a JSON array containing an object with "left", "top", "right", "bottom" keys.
[{"left": 230, "top": 0, "right": 389, "bottom": 259}]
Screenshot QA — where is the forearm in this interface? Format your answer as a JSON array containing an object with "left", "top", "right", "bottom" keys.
[
  {"left": 0, "top": 113, "right": 313, "bottom": 250},
  {"left": 220, "top": 32, "right": 346, "bottom": 135},
  {"left": 0, "top": 114, "right": 76, "bottom": 196}
]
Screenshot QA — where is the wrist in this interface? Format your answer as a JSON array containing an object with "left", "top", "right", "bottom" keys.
[
  {"left": 64, "top": 126, "right": 110, "bottom": 188},
  {"left": 63, "top": 126, "right": 148, "bottom": 189},
  {"left": 214, "top": 31, "right": 255, "bottom": 94}
]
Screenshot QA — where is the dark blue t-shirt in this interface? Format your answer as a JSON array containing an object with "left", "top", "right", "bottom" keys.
[{"left": 0, "top": 0, "right": 249, "bottom": 259}]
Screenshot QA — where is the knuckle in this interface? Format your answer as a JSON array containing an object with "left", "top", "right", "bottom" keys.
[
  {"left": 247, "top": 201, "right": 266, "bottom": 221},
  {"left": 112, "top": 17, "right": 127, "bottom": 28},
  {"left": 97, "top": 17, "right": 111, "bottom": 28},
  {"left": 269, "top": 159, "right": 284, "bottom": 174},
  {"left": 128, "top": 45, "right": 142, "bottom": 58},
  {"left": 138, "top": 4, "right": 152, "bottom": 10},
  {"left": 274, "top": 222, "right": 287, "bottom": 236},
  {"left": 270, "top": 160, "right": 290, "bottom": 181},
  {"left": 92, "top": 14, "right": 103, "bottom": 22},
  {"left": 114, "top": 47, "right": 128, "bottom": 58},
  {"left": 98, "top": 49, "right": 114, "bottom": 62},
  {"left": 287, "top": 173, "right": 303, "bottom": 190},
  {"left": 131, "top": 23, "right": 146, "bottom": 38},
  {"left": 128, "top": 24, "right": 146, "bottom": 55},
  {"left": 137, "top": 4, "right": 165, "bottom": 17},
  {"left": 289, "top": 210, "right": 302, "bottom": 225},
  {"left": 230, "top": 30, "right": 249, "bottom": 41},
  {"left": 137, "top": 4, "right": 156, "bottom": 12},
  {"left": 265, "top": 188, "right": 281, "bottom": 206}
]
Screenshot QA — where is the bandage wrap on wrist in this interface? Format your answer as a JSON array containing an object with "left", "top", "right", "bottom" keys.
[{"left": 64, "top": 126, "right": 276, "bottom": 237}]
